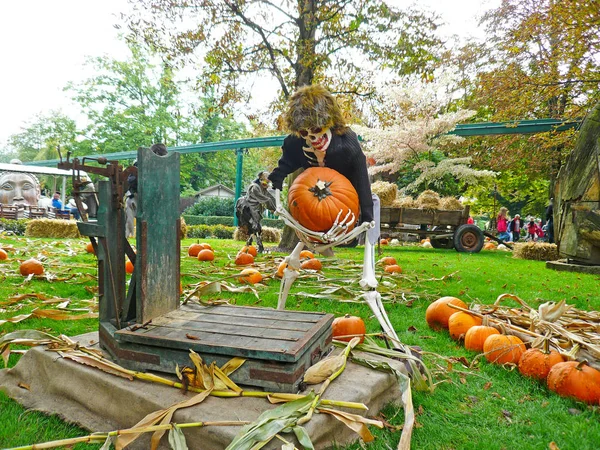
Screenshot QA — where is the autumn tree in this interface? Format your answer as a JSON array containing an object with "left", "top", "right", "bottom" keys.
[{"left": 469, "top": 0, "right": 600, "bottom": 184}]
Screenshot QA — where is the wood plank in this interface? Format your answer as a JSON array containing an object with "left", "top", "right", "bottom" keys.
[
  {"left": 116, "top": 326, "right": 301, "bottom": 361},
  {"left": 143, "top": 317, "right": 306, "bottom": 341},
  {"left": 177, "top": 304, "right": 325, "bottom": 323},
  {"left": 152, "top": 311, "right": 316, "bottom": 332}
]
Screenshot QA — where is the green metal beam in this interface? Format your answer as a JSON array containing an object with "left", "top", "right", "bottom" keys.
[{"left": 25, "top": 118, "right": 581, "bottom": 167}]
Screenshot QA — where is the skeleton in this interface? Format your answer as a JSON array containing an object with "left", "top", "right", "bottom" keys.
[{"left": 274, "top": 127, "right": 404, "bottom": 349}]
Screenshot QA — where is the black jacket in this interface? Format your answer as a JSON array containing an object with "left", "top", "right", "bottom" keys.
[{"left": 268, "top": 130, "right": 374, "bottom": 223}]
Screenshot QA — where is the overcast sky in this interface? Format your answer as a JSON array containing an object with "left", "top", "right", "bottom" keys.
[{"left": 0, "top": 0, "right": 500, "bottom": 148}]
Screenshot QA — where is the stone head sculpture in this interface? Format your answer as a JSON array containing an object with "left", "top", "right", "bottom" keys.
[{"left": 0, "top": 171, "right": 41, "bottom": 207}]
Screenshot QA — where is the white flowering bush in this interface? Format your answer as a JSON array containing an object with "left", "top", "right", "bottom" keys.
[{"left": 355, "top": 78, "right": 496, "bottom": 193}]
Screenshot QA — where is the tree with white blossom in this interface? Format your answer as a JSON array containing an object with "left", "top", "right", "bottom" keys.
[{"left": 355, "top": 78, "right": 496, "bottom": 194}]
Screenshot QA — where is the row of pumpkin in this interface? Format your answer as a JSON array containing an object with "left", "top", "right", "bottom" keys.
[{"left": 426, "top": 296, "right": 600, "bottom": 404}]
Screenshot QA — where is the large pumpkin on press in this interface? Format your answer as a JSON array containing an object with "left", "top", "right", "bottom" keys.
[{"left": 288, "top": 167, "right": 359, "bottom": 232}]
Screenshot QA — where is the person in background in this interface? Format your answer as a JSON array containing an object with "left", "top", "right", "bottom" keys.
[
  {"left": 526, "top": 217, "right": 538, "bottom": 241},
  {"left": 496, "top": 207, "right": 510, "bottom": 241},
  {"left": 467, "top": 215, "right": 474, "bottom": 225},
  {"left": 51, "top": 192, "right": 63, "bottom": 210},
  {"left": 38, "top": 189, "right": 52, "bottom": 210},
  {"left": 545, "top": 198, "right": 554, "bottom": 243},
  {"left": 125, "top": 143, "right": 168, "bottom": 238},
  {"left": 509, "top": 213, "right": 522, "bottom": 242}
]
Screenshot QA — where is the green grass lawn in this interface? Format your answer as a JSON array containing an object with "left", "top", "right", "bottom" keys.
[{"left": 1, "top": 236, "right": 599, "bottom": 449}]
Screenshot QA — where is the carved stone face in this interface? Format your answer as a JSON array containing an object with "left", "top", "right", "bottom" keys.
[
  {"left": 0, "top": 172, "right": 41, "bottom": 206},
  {"left": 300, "top": 127, "right": 332, "bottom": 152}
]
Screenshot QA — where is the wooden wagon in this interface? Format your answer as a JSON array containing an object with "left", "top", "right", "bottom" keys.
[{"left": 379, "top": 205, "right": 485, "bottom": 252}]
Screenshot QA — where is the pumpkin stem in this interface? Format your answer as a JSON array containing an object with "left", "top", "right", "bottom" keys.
[
  {"left": 576, "top": 359, "right": 588, "bottom": 371},
  {"left": 308, "top": 179, "right": 334, "bottom": 201}
]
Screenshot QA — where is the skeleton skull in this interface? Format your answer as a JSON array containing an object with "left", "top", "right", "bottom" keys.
[{"left": 300, "top": 127, "right": 332, "bottom": 152}]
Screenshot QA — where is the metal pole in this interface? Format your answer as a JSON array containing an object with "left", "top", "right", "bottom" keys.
[
  {"left": 233, "top": 149, "right": 244, "bottom": 226},
  {"left": 61, "top": 177, "right": 67, "bottom": 208}
]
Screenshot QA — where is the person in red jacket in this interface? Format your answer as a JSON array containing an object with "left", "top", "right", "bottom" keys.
[{"left": 496, "top": 207, "right": 510, "bottom": 241}]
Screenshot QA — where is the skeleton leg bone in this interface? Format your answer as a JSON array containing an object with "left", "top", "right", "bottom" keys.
[{"left": 277, "top": 242, "right": 305, "bottom": 310}]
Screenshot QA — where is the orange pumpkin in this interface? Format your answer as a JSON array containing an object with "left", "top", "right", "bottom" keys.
[
  {"left": 425, "top": 297, "right": 468, "bottom": 330},
  {"left": 464, "top": 321, "right": 500, "bottom": 352},
  {"left": 276, "top": 261, "right": 287, "bottom": 278},
  {"left": 125, "top": 260, "right": 134, "bottom": 274},
  {"left": 188, "top": 243, "right": 204, "bottom": 257},
  {"left": 241, "top": 245, "right": 258, "bottom": 257},
  {"left": 448, "top": 311, "right": 482, "bottom": 340},
  {"left": 299, "top": 250, "right": 314, "bottom": 259},
  {"left": 380, "top": 238, "right": 389, "bottom": 245},
  {"left": 238, "top": 268, "right": 263, "bottom": 284},
  {"left": 483, "top": 334, "right": 526, "bottom": 365},
  {"left": 518, "top": 346, "right": 564, "bottom": 380},
  {"left": 379, "top": 256, "right": 397, "bottom": 266},
  {"left": 547, "top": 361, "right": 600, "bottom": 404},
  {"left": 288, "top": 167, "right": 359, "bottom": 233},
  {"left": 197, "top": 249, "right": 215, "bottom": 261},
  {"left": 384, "top": 264, "right": 402, "bottom": 274},
  {"left": 301, "top": 258, "right": 322, "bottom": 270},
  {"left": 180, "top": 281, "right": 183, "bottom": 295},
  {"left": 0, "top": 248, "right": 8, "bottom": 260},
  {"left": 483, "top": 242, "right": 496, "bottom": 250},
  {"left": 235, "top": 252, "right": 254, "bottom": 266},
  {"left": 85, "top": 242, "right": 95, "bottom": 254},
  {"left": 19, "top": 258, "right": 44, "bottom": 276},
  {"left": 332, "top": 314, "right": 366, "bottom": 344}
]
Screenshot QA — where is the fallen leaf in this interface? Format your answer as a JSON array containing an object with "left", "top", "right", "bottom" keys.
[
  {"left": 549, "top": 442, "right": 560, "bottom": 450},
  {"left": 18, "top": 382, "right": 30, "bottom": 390},
  {"left": 185, "top": 334, "right": 200, "bottom": 340},
  {"left": 483, "top": 382, "right": 492, "bottom": 390}
]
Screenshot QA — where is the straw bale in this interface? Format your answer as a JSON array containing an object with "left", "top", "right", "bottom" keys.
[
  {"left": 513, "top": 242, "right": 559, "bottom": 261},
  {"left": 371, "top": 181, "right": 398, "bottom": 207},
  {"left": 439, "top": 197, "right": 464, "bottom": 211},
  {"left": 416, "top": 190, "right": 440, "bottom": 209},
  {"left": 180, "top": 216, "right": 188, "bottom": 239},
  {"left": 26, "top": 219, "right": 81, "bottom": 239},
  {"left": 392, "top": 196, "right": 416, "bottom": 209},
  {"left": 234, "top": 226, "right": 281, "bottom": 243}
]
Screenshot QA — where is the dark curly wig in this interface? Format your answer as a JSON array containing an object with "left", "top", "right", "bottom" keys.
[{"left": 284, "top": 85, "right": 348, "bottom": 136}]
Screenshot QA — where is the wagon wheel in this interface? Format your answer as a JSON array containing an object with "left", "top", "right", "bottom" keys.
[
  {"left": 430, "top": 226, "right": 455, "bottom": 249},
  {"left": 453, "top": 224, "right": 484, "bottom": 253}
]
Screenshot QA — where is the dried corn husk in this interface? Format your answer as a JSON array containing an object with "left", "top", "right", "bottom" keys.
[
  {"left": 304, "top": 354, "right": 345, "bottom": 384},
  {"left": 513, "top": 242, "right": 558, "bottom": 261},
  {"left": 371, "top": 181, "right": 398, "bottom": 207}
]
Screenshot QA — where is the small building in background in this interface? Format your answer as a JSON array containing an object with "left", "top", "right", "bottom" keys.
[{"left": 194, "top": 184, "right": 235, "bottom": 200}]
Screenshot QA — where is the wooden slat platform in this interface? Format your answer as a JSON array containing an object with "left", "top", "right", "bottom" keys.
[{"left": 115, "top": 304, "right": 332, "bottom": 363}]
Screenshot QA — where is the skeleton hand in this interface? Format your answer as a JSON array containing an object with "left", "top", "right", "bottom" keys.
[{"left": 274, "top": 189, "right": 285, "bottom": 217}]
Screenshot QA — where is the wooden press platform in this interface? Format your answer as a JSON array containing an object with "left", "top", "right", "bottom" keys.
[{"left": 100, "top": 304, "right": 334, "bottom": 393}]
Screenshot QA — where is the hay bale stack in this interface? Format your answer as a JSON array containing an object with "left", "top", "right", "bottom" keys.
[
  {"left": 234, "top": 226, "right": 281, "bottom": 243},
  {"left": 416, "top": 190, "right": 440, "bottom": 209},
  {"left": 439, "top": 197, "right": 464, "bottom": 210},
  {"left": 371, "top": 181, "right": 398, "bottom": 207},
  {"left": 26, "top": 219, "right": 81, "bottom": 239},
  {"left": 392, "top": 196, "right": 416, "bottom": 208},
  {"left": 513, "top": 242, "right": 559, "bottom": 261}
]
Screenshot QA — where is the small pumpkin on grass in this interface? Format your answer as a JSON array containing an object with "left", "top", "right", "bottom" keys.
[
  {"left": 301, "top": 258, "right": 322, "bottom": 270},
  {"left": 300, "top": 250, "right": 314, "bottom": 259},
  {"left": 464, "top": 317, "right": 499, "bottom": 352},
  {"left": 238, "top": 268, "right": 262, "bottom": 284},
  {"left": 85, "top": 242, "right": 95, "bottom": 254},
  {"left": 547, "top": 360, "right": 600, "bottom": 404},
  {"left": 518, "top": 339, "right": 564, "bottom": 380},
  {"left": 384, "top": 264, "right": 402, "bottom": 274},
  {"left": 425, "top": 296, "right": 467, "bottom": 330},
  {"left": 332, "top": 314, "right": 366, "bottom": 344},
  {"left": 483, "top": 334, "right": 526, "bottom": 365},
  {"left": 240, "top": 245, "right": 258, "bottom": 257},
  {"left": 20, "top": 259, "right": 44, "bottom": 276},
  {"left": 378, "top": 256, "right": 397, "bottom": 266},
  {"left": 448, "top": 311, "right": 482, "bottom": 341},
  {"left": 380, "top": 238, "right": 389, "bottom": 245},
  {"left": 188, "top": 243, "right": 203, "bottom": 257},
  {"left": 198, "top": 249, "right": 215, "bottom": 262},
  {"left": 0, "top": 248, "right": 8, "bottom": 260},
  {"left": 483, "top": 242, "right": 496, "bottom": 251},
  {"left": 235, "top": 252, "right": 254, "bottom": 265},
  {"left": 276, "top": 261, "right": 287, "bottom": 278},
  {"left": 125, "top": 260, "right": 134, "bottom": 274}
]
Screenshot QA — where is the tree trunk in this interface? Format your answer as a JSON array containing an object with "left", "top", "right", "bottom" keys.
[{"left": 277, "top": 0, "right": 318, "bottom": 250}]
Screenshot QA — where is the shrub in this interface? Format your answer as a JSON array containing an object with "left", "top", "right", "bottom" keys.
[
  {"left": 184, "top": 197, "right": 235, "bottom": 217},
  {"left": 187, "top": 224, "right": 235, "bottom": 239},
  {"left": 183, "top": 215, "right": 235, "bottom": 226},
  {"left": 0, "top": 219, "right": 28, "bottom": 236}
]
